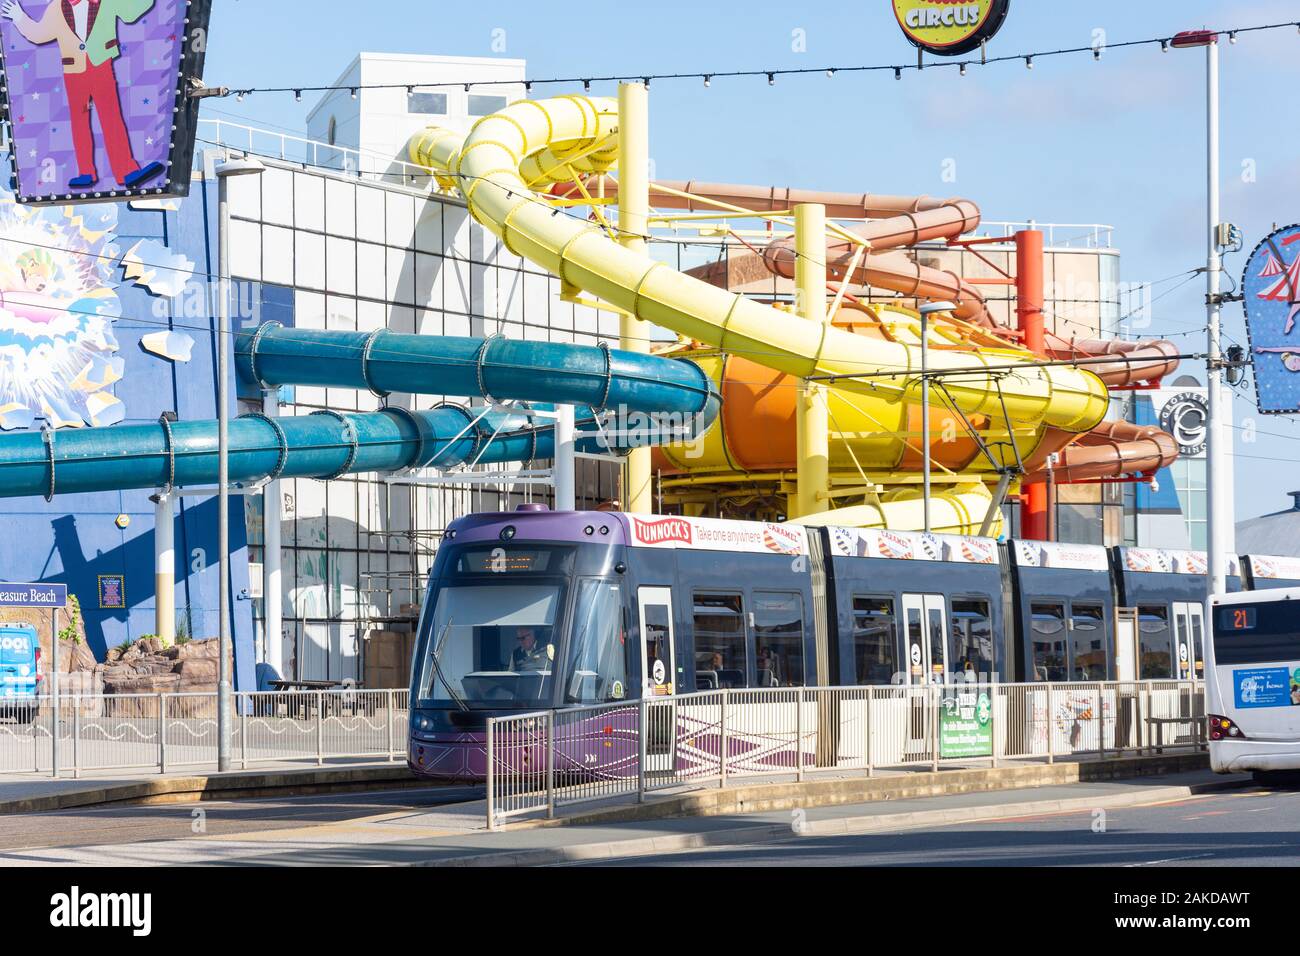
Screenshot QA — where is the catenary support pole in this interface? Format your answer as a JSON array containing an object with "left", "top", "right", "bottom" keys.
[
  {"left": 217, "top": 169, "right": 232, "bottom": 772},
  {"left": 213, "top": 155, "right": 264, "bottom": 773},
  {"left": 1205, "top": 38, "right": 1229, "bottom": 598},
  {"left": 618, "top": 82, "right": 653, "bottom": 513},
  {"left": 794, "top": 203, "right": 829, "bottom": 520}
]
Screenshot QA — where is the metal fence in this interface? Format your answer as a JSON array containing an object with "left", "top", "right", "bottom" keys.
[
  {"left": 0, "top": 689, "right": 409, "bottom": 777},
  {"left": 485, "top": 680, "right": 1204, "bottom": 828}
]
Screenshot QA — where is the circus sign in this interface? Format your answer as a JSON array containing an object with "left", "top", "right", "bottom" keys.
[
  {"left": 0, "top": 0, "right": 213, "bottom": 206},
  {"left": 1243, "top": 224, "right": 1300, "bottom": 414},
  {"left": 892, "top": 0, "right": 1010, "bottom": 56}
]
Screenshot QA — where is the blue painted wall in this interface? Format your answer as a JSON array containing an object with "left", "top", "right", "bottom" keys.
[
  {"left": 0, "top": 160, "right": 255, "bottom": 690},
  {"left": 1133, "top": 394, "right": 1183, "bottom": 516}
]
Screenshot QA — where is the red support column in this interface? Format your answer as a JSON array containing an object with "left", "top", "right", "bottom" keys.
[{"left": 1016, "top": 229, "right": 1050, "bottom": 541}]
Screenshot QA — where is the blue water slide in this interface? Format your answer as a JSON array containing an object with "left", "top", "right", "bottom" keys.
[{"left": 0, "top": 324, "right": 720, "bottom": 499}]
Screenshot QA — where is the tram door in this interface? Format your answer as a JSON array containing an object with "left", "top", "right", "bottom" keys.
[
  {"left": 902, "top": 594, "right": 948, "bottom": 758},
  {"left": 1171, "top": 602, "right": 1205, "bottom": 681},
  {"left": 638, "top": 587, "right": 676, "bottom": 773},
  {"left": 902, "top": 594, "right": 949, "bottom": 685}
]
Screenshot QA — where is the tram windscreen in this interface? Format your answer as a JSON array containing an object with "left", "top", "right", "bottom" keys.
[
  {"left": 417, "top": 583, "right": 561, "bottom": 706},
  {"left": 1213, "top": 601, "right": 1300, "bottom": 666}
]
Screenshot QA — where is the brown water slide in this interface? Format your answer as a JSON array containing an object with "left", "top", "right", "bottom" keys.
[
  {"left": 1041, "top": 336, "right": 1182, "bottom": 387},
  {"left": 561, "top": 175, "right": 1181, "bottom": 481},
  {"left": 1022, "top": 421, "right": 1180, "bottom": 484},
  {"left": 560, "top": 177, "right": 969, "bottom": 220}
]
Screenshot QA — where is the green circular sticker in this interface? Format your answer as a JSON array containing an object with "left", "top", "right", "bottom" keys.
[{"left": 976, "top": 693, "right": 991, "bottom": 726}]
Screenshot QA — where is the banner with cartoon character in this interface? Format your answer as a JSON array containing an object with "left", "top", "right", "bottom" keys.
[
  {"left": 0, "top": 0, "right": 211, "bottom": 205},
  {"left": 1243, "top": 224, "right": 1300, "bottom": 414}
]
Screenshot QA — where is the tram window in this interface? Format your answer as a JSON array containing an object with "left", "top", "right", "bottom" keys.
[
  {"left": 693, "top": 592, "right": 747, "bottom": 688},
  {"left": 644, "top": 604, "right": 671, "bottom": 691},
  {"left": 1137, "top": 606, "right": 1172, "bottom": 679},
  {"left": 951, "top": 599, "right": 993, "bottom": 681},
  {"left": 565, "top": 581, "right": 628, "bottom": 704},
  {"left": 753, "top": 591, "right": 804, "bottom": 687},
  {"left": 852, "top": 596, "right": 897, "bottom": 685},
  {"left": 1030, "top": 603, "right": 1067, "bottom": 682},
  {"left": 1069, "top": 604, "right": 1106, "bottom": 680},
  {"left": 907, "top": 606, "right": 924, "bottom": 681},
  {"left": 1174, "top": 610, "right": 1190, "bottom": 679},
  {"left": 1190, "top": 611, "right": 1205, "bottom": 678}
]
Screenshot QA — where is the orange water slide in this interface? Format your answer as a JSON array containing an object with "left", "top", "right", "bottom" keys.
[
  {"left": 575, "top": 176, "right": 1183, "bottom": 486},
  {"left": 569, "top": 176, "right": 1182, "bottom": 387},
  {"left": 1021, "top": 421, "right": 1180, "bottom": 485}
]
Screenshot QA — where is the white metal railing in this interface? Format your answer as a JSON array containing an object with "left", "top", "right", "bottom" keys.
[
  {"left": 0, "top": 689, "right": 409, "bottom": 777},
  {"left": 196, "top": 118, "right": 437, "bottom": 189},
  {"left": 485, "top": 679, "right": 1203, "bottom": 829},
  {"left": 963, "top": 221, "right": 1115, "bottom": 249}
]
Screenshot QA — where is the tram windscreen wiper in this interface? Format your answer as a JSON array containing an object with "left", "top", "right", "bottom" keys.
[{"left": 428, "top": 618, "right": 471, "bottom": 712}]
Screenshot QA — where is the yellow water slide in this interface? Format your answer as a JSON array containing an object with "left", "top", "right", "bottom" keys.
[{"left": 409, "top": 95, "right": 1111, "bottom": 533}]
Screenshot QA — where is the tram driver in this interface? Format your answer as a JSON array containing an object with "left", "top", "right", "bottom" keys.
[{"left": 510, "top": 625, "right": 552, "bottom": 672}]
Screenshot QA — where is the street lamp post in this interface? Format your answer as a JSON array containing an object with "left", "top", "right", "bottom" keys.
[
  {"left": 1173, "top": 29, "right": 1230, "bottom": 598},
  {"left": 918, "top": 302, "right": 957, "bottom": 533},
  {"left": 214, "top": 155, "right": 264, "bottom": 772}
]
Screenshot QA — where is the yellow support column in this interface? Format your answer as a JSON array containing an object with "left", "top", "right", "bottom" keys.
[
  {"left": 793, "top": 203, "right": 829, "bottom": 520},
  {"left": 618, "top": 82, "right": 654, "bottom": 514}
]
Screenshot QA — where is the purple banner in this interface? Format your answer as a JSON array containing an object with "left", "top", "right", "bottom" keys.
[{"left": 0, "top": 0, "right": 211, "bottom": 204}]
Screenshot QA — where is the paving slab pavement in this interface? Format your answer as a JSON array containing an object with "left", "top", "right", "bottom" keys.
[{"left": 0, "top": 765, "right": 1243, "bottom": 867}]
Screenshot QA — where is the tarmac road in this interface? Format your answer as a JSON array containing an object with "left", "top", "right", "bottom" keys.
[{"left": 577, "top": 783, "right": 1300, "bottom": 867}]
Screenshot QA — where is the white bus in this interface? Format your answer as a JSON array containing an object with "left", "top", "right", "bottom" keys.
[{"left": 1206, "top": 587, "right": 1300, "bottom": 776}]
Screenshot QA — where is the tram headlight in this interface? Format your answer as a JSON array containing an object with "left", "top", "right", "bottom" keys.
[
  {"left": 500, "top": 525, "right": 516, "bottom": 540},
  {"left": 414, "top": 715, "right": 433, "bottom": 732}
]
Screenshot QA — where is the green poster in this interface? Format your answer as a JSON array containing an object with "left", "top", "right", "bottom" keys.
[{"left": 939, "top": 691, "right": 993, "bottom": 758}]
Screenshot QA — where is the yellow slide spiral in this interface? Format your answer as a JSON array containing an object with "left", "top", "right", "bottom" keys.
[
  {"left": 410, "top": 95, "right": 1108, "bottom": 434},
  {"left": 408, "top": 95, "right": 1118, "bottom": 536}
]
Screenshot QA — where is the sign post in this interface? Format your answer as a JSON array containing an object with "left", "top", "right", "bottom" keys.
[{"left": 0, "top": 582, "right": 67, "bottom": 776}]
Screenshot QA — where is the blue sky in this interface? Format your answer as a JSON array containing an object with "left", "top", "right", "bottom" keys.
[{"left": 203, "top": 0, "right": 1300, "bottom": 521}]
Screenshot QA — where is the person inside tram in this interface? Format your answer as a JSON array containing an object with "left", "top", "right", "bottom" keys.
[
  {"left": 510, "top": 625, "right": 551, "bottom": 672},
  {"left": 756, "top": 647, "right": 778, "bottom": 687}
]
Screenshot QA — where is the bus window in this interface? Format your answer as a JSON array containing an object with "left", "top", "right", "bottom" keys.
[
  {"left": 950, "top": 599, "right": 993, "bottom": 681},
  {"left": 1212, "top": 602, "right": 1300, "bottom": 666},
  {"left": 1138, "top": 605, "right": 1172, "bottom": 679},
  {"left": 565, "top": 581, "right": 628, "bottom": 704},
  {"left": 1070, "top": 604, "right": 1106, "bottom": 680},
  {"left": 852, "top": 596, "right": 897, "bottom": 685},
  {"left": 693, "top": 592, "right": 747, "bottom": 688},
  {"left": 1031, "top": 603, "right": 1067, "bottom": 682},
  {"left": 753, "top": 591, "right": 804, "bottom": 687}
]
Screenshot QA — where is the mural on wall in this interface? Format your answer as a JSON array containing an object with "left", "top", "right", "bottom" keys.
[
  {"left": 0, "top": 179, "right": 198, "bottom": 431},
  {"left": 0, "top": 152, "right": 259, "bottom": 690},
  {"left": 0, "top": 0, "right": 214, "bottom": 204},
  {"left": 0, "top": 184, "right": 123, "bottom": 429}
]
